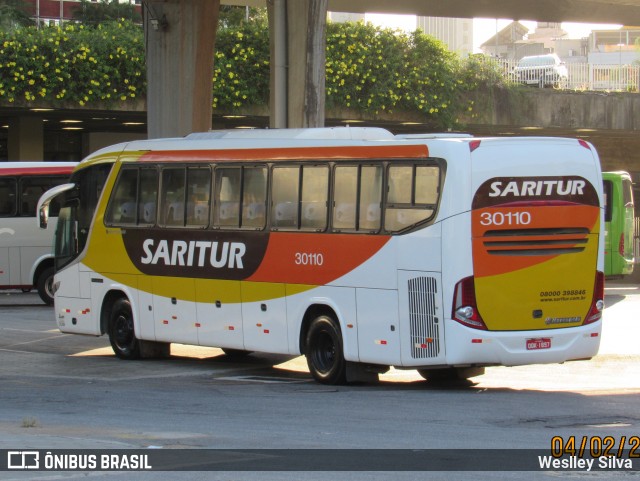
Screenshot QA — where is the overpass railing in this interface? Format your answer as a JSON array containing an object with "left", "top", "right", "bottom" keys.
[{"left": 489, "top": 58, "right": 639, "bottom": 92}]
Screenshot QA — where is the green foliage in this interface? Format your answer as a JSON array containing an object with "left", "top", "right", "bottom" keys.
[
  {"left": 0, "top": 18, "right": 503, "bottom": 128},
  {"left": 326, "top": 22, "right": 480, "bottom": 128},
  {"left": 0, "top": 0, "right": 34, "bottom": 32},
  {"left": 213, "top": 22, "right": 270, "bottom": 109},
  {"left": 72, "top": 0, "right": 141, "bottom": 26},
  {"left": 459, "top": 54, "right": 510, "bottom": 89},
  {"left": 0, "top": 21, "right": 144, "bottom": 105}
]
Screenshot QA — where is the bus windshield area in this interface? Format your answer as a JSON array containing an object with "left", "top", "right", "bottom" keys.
[{"left": 54, "top": 164, "right": 112, "bottom": 270}]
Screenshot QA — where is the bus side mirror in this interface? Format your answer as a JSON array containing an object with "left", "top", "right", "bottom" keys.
[
  {"left": 37, "top": 183, "right": 75, "bottom": 229},
  {"left": 39, "top": 206, "right": 49, "bottom": 229}
]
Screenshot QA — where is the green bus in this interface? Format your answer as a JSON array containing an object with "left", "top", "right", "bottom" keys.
[{"left": 603, "top": 171, "right": 635, "bottom": 277}]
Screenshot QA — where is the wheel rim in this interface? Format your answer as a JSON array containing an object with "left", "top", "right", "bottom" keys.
[
  {"left": 311, "top": 330, "right": 336, "bottom": 374},
  {"left": 44, "top": 275, "right": 54, "bottom": 300},
  {"left": 113, "top": 313, "right": 134, "bottom": 352}
]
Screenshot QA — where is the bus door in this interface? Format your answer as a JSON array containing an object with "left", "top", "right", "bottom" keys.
[
  {"left": 152, "top": 276, "right": 199, "bottom": 346},
  {"left": 356, "top": 287, "right": 401, "bottom": 366},
  {"left": 603, "top": 179, "right": 613, "bottom": 274},
  {"left": 241, "top": 282, "right": 289, "bottom": 354},
  {"left": 621, "top": 176, "right": 635, "bottom": 270},
  {"left": 195, "top": 279, "right": 245, "bottom": 350},
  {"left": 0, "top": 248, "right": 8, "bottom": 286}
]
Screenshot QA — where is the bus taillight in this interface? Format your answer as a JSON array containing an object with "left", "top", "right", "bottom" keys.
[
  {"left": 452, "top": 276, "right": 488, "bottom": 330},
  {"left": 583, "top": 271, "right": 605, "bottom": 325},
  {"left": 619, "top": 233, "right": 625, "bottom": 256}
]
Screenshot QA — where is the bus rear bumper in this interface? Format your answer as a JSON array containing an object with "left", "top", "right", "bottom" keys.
[{"left": 443, "top": 319, "right": 602, "bottom": 367}]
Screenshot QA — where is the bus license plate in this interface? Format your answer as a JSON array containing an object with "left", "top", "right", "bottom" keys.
[{"left": 526, "top": 338, "right": 551, "bottom": 350}]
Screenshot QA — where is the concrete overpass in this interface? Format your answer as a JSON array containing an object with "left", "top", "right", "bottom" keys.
[
  {"left": 462, "top": 87, "right": 640, "bottom": 172},
  {"left": 324, "top": 0, "right": 640, "bottom": 24},
  {"left": 4, "top": 87, "right": 640, "bottom": 173},
  {"left": 4, "top": 0, "right": 640, "bottom": 174},
  {"left": 144, "top": 0, "right": 640, "bottom": 139}
]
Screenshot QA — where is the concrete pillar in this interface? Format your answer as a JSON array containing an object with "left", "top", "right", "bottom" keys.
[
  {"left": 269, "top": 0, "right": 328, "bottom": 128},
  {"left": 8, "top": 116, "right": 44, "bottom": 161},
  {"left": 144, "top": 0, "right": 219, "bottom": 139}
]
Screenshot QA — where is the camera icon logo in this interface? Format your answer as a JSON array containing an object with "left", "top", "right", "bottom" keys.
[{"left": 7, "top": 451, "right": 40, "bottom": 469}]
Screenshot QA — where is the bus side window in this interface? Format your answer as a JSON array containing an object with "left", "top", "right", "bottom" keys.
[
  {"left": 359, "top": 165, "right": 382, "bottom": 231},
  {"left": 415, "top": 166, "right": 440, "bottom": 205},
  {"left": 105, "top": 168, "right": 138, "bottom": 225},
  {"left": 333, "top": 165, "right": 381, "bottom": 232},
  {"left": 0, "top": 178, "right": 17, "bottom": 217},
  {"left": 603, "top": 180, "right": 613, "bottom": 222},
  {"left": 272, "top": 167, "right": 299, "bottom": 229},
  {"left": 333, "top": 166, "right": 357, "bottom": 231},
  {"left": 185, "top": 166, "right": 211, "bottom": 228},
  {"left": 138, "top": 168, "right": 158, "bottom": 225},
  {"left": 385, "top": 164, "right": 439, "bottom": 232},
  {"left": 19, "top": 177, "right": 55, "bottom": 217},
  {"left": 161, "top": 168, "right": 186, "bottom": 227},
  {"left": 214, "top": 167, "right": 241, "bottom": 228},
  {"left": 300, "top": 165, "right": 328, "bottom": 231},
  {"left": 242, "top": 166, "right": 267, "bottom": 229},
  {"left": 623, "top": 178, "right": 634, "bottom": 208}
]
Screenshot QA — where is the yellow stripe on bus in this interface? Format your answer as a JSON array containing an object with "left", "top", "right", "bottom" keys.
[{"left": 475, "top": 233, "right": 599, "bottom": 331}]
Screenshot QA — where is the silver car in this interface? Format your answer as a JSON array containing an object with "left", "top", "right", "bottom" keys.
[{"left": 515, "top": 54, "right": 568, "bottom": 88}]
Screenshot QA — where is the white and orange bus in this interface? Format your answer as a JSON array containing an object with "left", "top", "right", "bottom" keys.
[
  {"left": 38, "top": 128, "right": 604, "bottom": 384},
  {"left": 0, "top": 162, "right": 76, "bottom": 304}
]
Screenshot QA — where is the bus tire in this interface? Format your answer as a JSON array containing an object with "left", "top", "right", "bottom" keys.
[
  {"left": 305, "top": 315, "right": 346, "bottom": 385},
  {"left": 108, "top": 298, "right": 140, "bottom": 360},
  {"left": 36, "top": 266, "right": 55, "bottom": 306}
]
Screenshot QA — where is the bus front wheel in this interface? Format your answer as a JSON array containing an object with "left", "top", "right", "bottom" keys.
[
  {"left": 36, "top": 266, "right": 55, "bottom": 306},
  {"left": 305, "top": 315, "right": 346, "bottom": 385},
  {"left": 108, "top": 298, "right": 140, "bottom": 360}
]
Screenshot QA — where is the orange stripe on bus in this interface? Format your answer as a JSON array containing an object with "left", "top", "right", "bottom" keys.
[
  {"left": 247, "top": 233, "right": 391, "bottom": 285},
  {"left": 472, "top": 205, "right": 600, "bottom": 278},
  {"left": 137, "top": 144, "right": 429, "bottom": 162}
]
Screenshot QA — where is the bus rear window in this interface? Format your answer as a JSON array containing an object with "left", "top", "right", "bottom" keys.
[{"left": 622, "top": 179, "right": 634, "bottom": 208}]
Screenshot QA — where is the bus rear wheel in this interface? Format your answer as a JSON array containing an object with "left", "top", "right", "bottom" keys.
[
  {"left": 305, "top": 315, "right": 346, "bottom": 385},
  {"left": 108, "top": 298, "right": 140, "bottom": 360},
  {"left": 36, "top": 266, "right": 55, "bottom": 305}
]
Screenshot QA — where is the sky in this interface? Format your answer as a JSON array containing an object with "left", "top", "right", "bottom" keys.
[{"left": 364, "top": 14, "right": 622, "bottom": 52}]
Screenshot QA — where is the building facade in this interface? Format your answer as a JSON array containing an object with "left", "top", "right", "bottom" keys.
[{"left": 416, "top": 16, "right": 473, "bottom": 56}]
